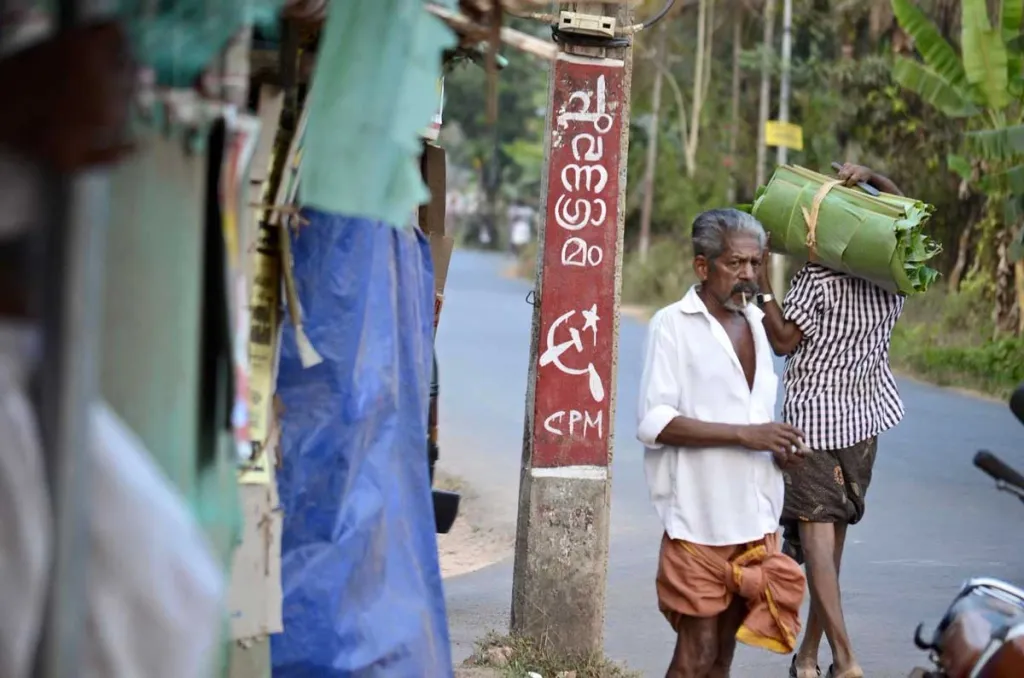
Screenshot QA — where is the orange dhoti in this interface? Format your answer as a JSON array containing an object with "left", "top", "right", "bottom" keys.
[{"left": 656, "top": 532, "right": 806, "bottom": 654}]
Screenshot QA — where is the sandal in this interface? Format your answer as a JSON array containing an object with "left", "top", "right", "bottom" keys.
[
  {"left": 825, "top": 664, "right": 864, "bottom": 678},
  {"left": 789, "top": 656, "right": 821, "bottom": 678}
]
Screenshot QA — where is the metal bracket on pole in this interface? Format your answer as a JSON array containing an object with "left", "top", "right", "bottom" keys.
[{"left": 557, "top": 11, "right": 617, "bottom": 38}]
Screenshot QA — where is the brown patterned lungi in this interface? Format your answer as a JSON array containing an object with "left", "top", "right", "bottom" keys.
[
  {"left": 656, "top": 532, "right": 805, "bottom": 654},
  {"left": 780, "top": 437, "right": 878, "bottom": 564}
]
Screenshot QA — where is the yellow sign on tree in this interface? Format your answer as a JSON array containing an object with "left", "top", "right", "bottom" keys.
[{"left": 765, "top": 121, "right": 804, "bottom": 151}]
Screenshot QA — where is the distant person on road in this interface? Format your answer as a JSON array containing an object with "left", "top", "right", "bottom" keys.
[
  {"left": 637, "top": 208, "right": 807, "bottom": 678},
  {"left": 507, "top": 202, "right": 533, "bottom": 256},
  {"left": 758, "top": 164, "right": 905, "bottom": 678}
]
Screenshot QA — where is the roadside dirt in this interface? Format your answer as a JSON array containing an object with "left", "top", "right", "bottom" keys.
[{"left": 435, "top": 469, "right": 515, "bottom": 579}]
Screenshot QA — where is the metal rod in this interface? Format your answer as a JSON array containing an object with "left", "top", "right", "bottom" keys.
[
  {"left": 34, "top": 4, "right": 111, "bottom": 673},
  {"left": 35, "top": 169, "right": 109, "bottom": 678}
]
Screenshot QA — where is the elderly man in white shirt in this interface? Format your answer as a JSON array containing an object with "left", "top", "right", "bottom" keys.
[{"left": 637, "top": 208, "right": 808, "bottom": 678}]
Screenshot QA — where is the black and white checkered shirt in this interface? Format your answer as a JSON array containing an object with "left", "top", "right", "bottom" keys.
[{"left": 781, "top": 263, "right": 906, "bottom": 451}]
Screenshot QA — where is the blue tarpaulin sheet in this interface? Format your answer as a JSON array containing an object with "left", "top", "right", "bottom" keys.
[{"left": 271, "top": 210, "right": 453, "bottom": 678}]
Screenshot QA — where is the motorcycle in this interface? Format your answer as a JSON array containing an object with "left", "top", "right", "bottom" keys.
[{"left": 908, "top": 384, "right": 1024, "bottom": 678}]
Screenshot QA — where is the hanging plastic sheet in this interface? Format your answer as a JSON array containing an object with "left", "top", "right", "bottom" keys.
[
  {"left": 271, "top": 210, "right": 452, "bottom": 678},
  {"left": 299, "top": 0, "right": 454, "bottom": 227}
]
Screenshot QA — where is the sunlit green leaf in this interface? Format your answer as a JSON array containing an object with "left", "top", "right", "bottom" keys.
[
  {"left": 965, "top": 124, "right": 1024, "bottom": 160},
  {"left": 947, "top": 153, "right": 973, "bottom": 181},
  {"left": 1005, "top": 0, "right": 1024, "bottom": 84},
  {"left": 892, "top": 0, "right": 968, "bottom": 86},
  {"left": 1004, "top": 163, "right": 1024, "bottom": 195},
  {"left": 891, "top": 58, "right": 981, "bottom": 118},
  {"left": 962, "top": 0, "right": 1011, "bottom": 109},
  {"left": 1005, "top": 0, "right": 1024, "bottom": 38},
  {"left": 1010, "top": 229, "right": 1024, "bottom": 261},
  {"left": 1004, "top": 195, "right": 1024, "bottom": 225}
]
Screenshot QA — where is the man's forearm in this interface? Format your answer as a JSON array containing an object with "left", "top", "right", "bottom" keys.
[
  {"left": 759, "top": 270, "right": 802, "bottom": 355},
  {"left": 869, "top": 171, "right": 903, "bottom": 196},
  {"left": 656, "top": 415, "right": 743, "bottom": 448},
  {"left": 760, "top": 299, "right": 802, "bottom": 356}
]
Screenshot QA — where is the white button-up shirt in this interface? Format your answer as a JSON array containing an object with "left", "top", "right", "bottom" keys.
[{"left": 637, "top": 285, "right": 783, "bottom": 546}]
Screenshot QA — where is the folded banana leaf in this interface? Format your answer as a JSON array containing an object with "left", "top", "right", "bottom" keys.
[{"left": 744, "top": 165, "right": 941, "bottom": 295}]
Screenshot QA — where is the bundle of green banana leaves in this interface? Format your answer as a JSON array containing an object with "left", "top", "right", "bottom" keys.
[{"left": 741, "top": 165, "right": 941, "bottom": 295}]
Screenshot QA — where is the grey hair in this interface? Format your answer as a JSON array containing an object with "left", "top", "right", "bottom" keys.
[{"left": 691, "top": 208, "right": 766, "bottom": 260}]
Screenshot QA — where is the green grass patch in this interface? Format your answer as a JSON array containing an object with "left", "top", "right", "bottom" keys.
[
  {"left": 888, "top": 283, "right": 1023, "bottom": 399},
  {"left": 890, "top": 324, "right": 1024, "bottom": 399},
  {"left": 466, "top": 632, "right": 640, "bottom": 678},
  {"left": 515, "top": 241, "right": 538, "bottom": 280},
  {"left": 621, "top": 239, "right": 696, "bottom": 309}
]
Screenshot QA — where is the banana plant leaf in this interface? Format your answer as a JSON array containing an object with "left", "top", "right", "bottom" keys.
[{"left": 750, "top": 165, "right": 942, "bottom": 295}]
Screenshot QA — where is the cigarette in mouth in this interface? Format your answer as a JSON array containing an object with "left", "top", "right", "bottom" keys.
[{"left": 741, "top": 292, "right": 747, "bottom": 306}]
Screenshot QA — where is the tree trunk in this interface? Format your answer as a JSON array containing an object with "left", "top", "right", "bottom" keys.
[
  {"left": 638, "top": 26, "right": 666, "bottom": 264},
  {"left": 727, "top": 10, "right": 742, "bottom": 204},
  {"left": 948, "top": 223, "right": 973, "bottom": 291},
  {"left": 993, "top": 228, "right": 1018, "bottom": 334},
  {"left": 755, "top": 0, "right": 777, "bottom": 188},
  {"left": 659, "top": 63, "right": 690, "bottom": 164},
  {"left": 684, "top": 0, "right": 713, "bottom": 178},
  {"left": 1016, "top": 257, "right": 1024, "bottom": 334}
]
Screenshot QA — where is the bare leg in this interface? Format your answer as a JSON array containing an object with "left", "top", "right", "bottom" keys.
[
  {"left": 799, "top": 522, "right": 861, "bottom": 677},
  {"left": 666, "top": 615, "right": 720, "bottom": 678},
  {"left": 793, "top": 523, "right": 848, "bottom": 676},
  {"left": 708, "top": 598, "right": 748, "bottom": 678}
]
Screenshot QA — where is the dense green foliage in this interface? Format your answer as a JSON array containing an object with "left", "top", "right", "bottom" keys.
[{"left": 453, "top": 1, "right": 1024, "bottom": 395}]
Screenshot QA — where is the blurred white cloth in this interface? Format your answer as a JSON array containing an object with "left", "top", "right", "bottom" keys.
[
  {"left": 85, "top": 400, "right": 225, "bottom": 678},
  {"left": 0, "top": 330, "right": 51, "bottom": 678},
  {"left": 0, "top": 323, "right": 226, "bottom": 678}
]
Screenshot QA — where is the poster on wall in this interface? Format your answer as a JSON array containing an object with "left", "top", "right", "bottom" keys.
[
  {"left": 243, "top": 110, "right": 306, "bottom": 486},
  {"left": 220, "top": 109, "right": 262, "bottom": 469},
  {"left": 420, "top": 76, "right": 444, "bottom": 141}
]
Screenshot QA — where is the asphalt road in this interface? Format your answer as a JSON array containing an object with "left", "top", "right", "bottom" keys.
[{"left": 436, "top": 250, "right": 1024, "bottom": 678}]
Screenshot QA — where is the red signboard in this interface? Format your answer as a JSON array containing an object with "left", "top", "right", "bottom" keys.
[{"left": 532, "top": 54, "right": 625, "bottom": 469}]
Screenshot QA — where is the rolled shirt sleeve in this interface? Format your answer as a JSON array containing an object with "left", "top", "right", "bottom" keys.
[
  {"left": 637, "top": 312, "right": 683, "bottom": 449},
  {"left": 782, "top": 265, "right": 825, "bottom": 340}
]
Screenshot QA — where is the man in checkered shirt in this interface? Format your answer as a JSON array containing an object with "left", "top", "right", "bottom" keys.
[{"left": 757, "top": 164, "right": 905, "bottom": 678}]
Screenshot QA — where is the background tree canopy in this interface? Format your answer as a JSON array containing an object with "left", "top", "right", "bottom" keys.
[{"left": 441, "top": 0, "right": 1024, "bottom": 396}]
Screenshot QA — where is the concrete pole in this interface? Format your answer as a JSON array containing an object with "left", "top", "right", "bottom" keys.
[
  {"left": 511, "top": 1, "right": 633, "bottom": 654},
  {"left": 754, "top": 0, "right": 775, "bottom": 189},
  {"left": 771, "top": 0, "right": 792, "bottom": 295}
]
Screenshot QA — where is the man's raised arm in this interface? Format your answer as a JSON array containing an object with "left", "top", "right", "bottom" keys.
[{"left": 757, "top": 254, "right": 805, "bottom": 357}]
